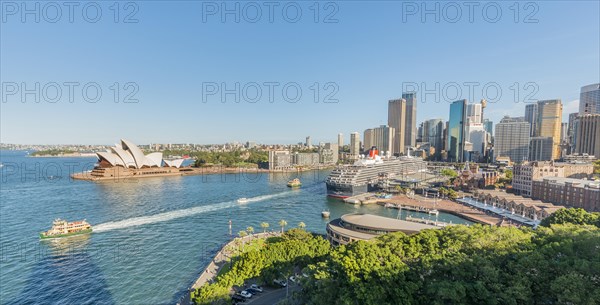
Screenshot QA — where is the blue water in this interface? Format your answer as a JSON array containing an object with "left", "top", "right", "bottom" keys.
[{"left": 0, "top": 151, "right": 471, "bottom": 304}]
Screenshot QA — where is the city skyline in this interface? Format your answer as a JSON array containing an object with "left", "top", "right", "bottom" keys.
[{"left": 1, "top": 2, "right": 599, "bottom": 145}]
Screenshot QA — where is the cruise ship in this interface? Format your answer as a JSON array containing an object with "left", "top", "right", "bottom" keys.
[{"left": 325, "top": 147, "right": 427, "bottom": 198}]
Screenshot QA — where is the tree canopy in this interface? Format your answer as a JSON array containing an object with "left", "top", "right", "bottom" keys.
[
  {"left": 301, "top": 223, "right": 600, "bottom": 305},
  {"left": 191, "top": 209, "right": 600, "bottom": 305}
]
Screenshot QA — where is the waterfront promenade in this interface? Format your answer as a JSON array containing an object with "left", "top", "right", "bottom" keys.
[
  {"left": 179, "top": 232, "right": 281, "bottom": 305},
  {"left": 383, "top": 194, "right": 506, "bottom": 226}
]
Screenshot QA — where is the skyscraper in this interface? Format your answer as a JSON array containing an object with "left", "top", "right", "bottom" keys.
[
  {"left": 483, "top": 119, "right": 493, "bottom": 137},
  {"left": 467, "top": 103, "right": 483, "bottom": 124},
  {"left": 402, "top": 93, "right": 417, "bottom": 148},
  {"left": 305, "top": 136, "right": 312, "bottom": 148},
  {"left": 525, "top": 103, "right": 538, "bottom": 137},
  {"left": 350, "top": 132, "right": 360, "bottom": 159},
  {"left": 535, "top": 99, "right": 563, "bottom": 160},
  {"left": 494, "top": 116, "right": 530, "bottom": 163},
  {"left": 579, "top": 83, "right": 600, "bottom": 115},
  {"left": 447, "top": 100, "right": 467, "bottom": 162},
  {"left": 337, "top": 133, "right": 344, "bottom": 149},
  {"left": 388, "top": 98, "right": 406, "bottom": 155},
  {"left": 568, "top": 112, "right": 579, "bottom": 153},
  {"left": 529, "top": 137, "right": 554, "bottom": 161},
  {"left": 574, "top": 114, "right": 600, "bottom": 158},
  {"left": 422, "top": 119, "right": 444, "bottom": 153}
]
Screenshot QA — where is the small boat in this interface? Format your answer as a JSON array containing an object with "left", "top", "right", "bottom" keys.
[
  {"left": 428, "top": 209, "right": 439, "bottom": 216},
  {"left": 40, "top": 219, "right": 92, "bottom": 239},
  {"left": 287, "top": 178, "right": 302, "bottom": 188},
  {"left": 321, "top": 210, "right": 330, "bottom": 218},
  {"left": 237, "top": 198, "right": 249, "bottom": 204}
]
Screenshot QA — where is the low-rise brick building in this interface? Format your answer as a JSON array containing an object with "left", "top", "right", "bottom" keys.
[{"left": 532, "top": 177, "right": 600, "bottom": 212}]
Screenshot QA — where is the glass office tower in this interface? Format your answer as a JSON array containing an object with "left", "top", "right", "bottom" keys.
[{"left": 447, "top": 99, "right": 467, "bottom": 162}]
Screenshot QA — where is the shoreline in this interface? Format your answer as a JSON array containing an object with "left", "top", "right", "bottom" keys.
[
  {"left": 29, "top": 153, "right": 98, "bottom": 158},
  {"left": 179, "top": 232, "right": 282, "bottom": 305},
  {"left": 71, "top": 166, "right": 333, "bottom": 181}
]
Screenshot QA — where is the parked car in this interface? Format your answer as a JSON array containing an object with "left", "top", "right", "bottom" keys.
[
  {"left": 231, "top": 294, "right": 245, "bottom": 302},
  {"left": 273, "top": 279, "right": 287, "bottom": 287},
  {"left": 289, "top": 276, "right": 297, "bottom": 283},
  {"left": 250, "top": 284, "right": 263, "bottom": 292},
  {"left": 247, "top": 287, "right": 262, "bottom": 294},
  {"left": 239, "top": 290, "right": 253, "bottom": 299}
]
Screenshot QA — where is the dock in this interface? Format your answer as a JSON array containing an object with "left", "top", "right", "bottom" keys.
[
  {"left": 343, "top": 193, "right": 390, "bottom": 205},
  {"left": 383, "top": 194, "right": 507, "bottom": 226}
]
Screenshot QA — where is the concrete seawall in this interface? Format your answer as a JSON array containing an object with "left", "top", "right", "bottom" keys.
[
  {"left": 191, "top": 231, "right": 281, "bottom": 289},
  {"left": 177, "top": 232, "right": 282, "bottom": 305}
]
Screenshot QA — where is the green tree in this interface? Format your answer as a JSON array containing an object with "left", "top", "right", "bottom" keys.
[
  {"left": 279, "top": 219, "right": 288, "bottom": 233},
  {"left": 440, "top": 168, "right": 458, "bottom": 178},
  {"left": 238, "top": 231, "right": 248, "bottom": 238},
  {"left": 298, "top": 222, "right": 306, "bottom": 230},
  {"left": 540, "top": 208, "right": 599, "bottom": 227},
  {"left": 246, "top": 226, "right": 254, "bottom": 235},
  {"left": 504, "top": 169, "right": 513, "bottom": 180},
  {"left": 260, "top": 222, "right": 270, "bottom": 233}
]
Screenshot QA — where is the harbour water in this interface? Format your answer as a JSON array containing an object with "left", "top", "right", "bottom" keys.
[{"left": 0, "top": 151, "right": 471, "bottom": 304}]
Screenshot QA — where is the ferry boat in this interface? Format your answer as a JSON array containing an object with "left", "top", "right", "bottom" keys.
[
  {"left": 325, "top": 146, "right": 427, "bottom": 198},
  {"left": 40, "top": 219, "right": 92, "bottom": 239},
  {"left": 287, "top": 178, "right": 302, "bottom": 188}
]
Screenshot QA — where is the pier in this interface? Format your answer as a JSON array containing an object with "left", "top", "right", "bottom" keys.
[{"left": 382, "top": 194, "right": 507, "bottom": 226}]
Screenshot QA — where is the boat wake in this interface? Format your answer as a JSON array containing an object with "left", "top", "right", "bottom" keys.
[{"left": 93, "top": 191, "right": 292, "bottom": 233}]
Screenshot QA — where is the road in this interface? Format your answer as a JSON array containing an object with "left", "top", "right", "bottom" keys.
[{"left": 245, "top": 285, "right": 301, "bottom": 305}]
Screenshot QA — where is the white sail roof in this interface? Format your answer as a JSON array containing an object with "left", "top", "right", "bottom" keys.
[
  {"left": 95, "top": 139, "right": 184, "bottom": 169},
  {"left": 111, "top": 145, "right": 137, "bottom": 168}
]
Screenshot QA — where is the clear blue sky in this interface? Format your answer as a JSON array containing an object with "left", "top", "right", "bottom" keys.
[{"left": 1, "top": 1, "right": 599, "bottom": 145}]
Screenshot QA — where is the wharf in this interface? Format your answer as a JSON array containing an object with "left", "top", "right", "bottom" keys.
[
  {"left": 383, "top": 194, "right": 507, "bottom": 226},
  {"left": 343, "top": 193, "right": 389, "bottom": 205}
]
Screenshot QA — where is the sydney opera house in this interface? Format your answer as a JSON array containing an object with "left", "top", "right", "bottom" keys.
[{"left": 73, "top": 139, "right": 188, "bottom": 180}]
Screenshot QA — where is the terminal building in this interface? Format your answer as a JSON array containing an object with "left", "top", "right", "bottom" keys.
[{"left": 326, "top": 213, "right": 438, "bottom": 246}]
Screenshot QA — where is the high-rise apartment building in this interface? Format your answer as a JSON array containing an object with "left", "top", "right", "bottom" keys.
[
  {"left": 337, "top": 133, "right": 344, "bottom": 149},
  {"left": 494, "top": 116, "right": 530, "bottom": 163},
  {"left": 306, "top": 136, "right": 312, "bottom": 148},
  {"left": 574, "top": 114, "right": 600, "bottom": 158},
  {"left": 525, "top": 103, "right": 538, "bottom": 137},
  {"left": 350, "top": 132, "right": 360, "bottom": 159},
  {"left": 447, "top": 100, "right": 467, "bottom": 162},
  {"left": 363, "top": 125, "right": 395, "bottom": 154},
  {"left": 535, "top": 99, "right": 563, "bottom": 160},
  {"left": 579, "top": 83, "right": 600, "bottom": 115},
  {"left": 388, "top": 98, "right": 406, "bottom": 155}
]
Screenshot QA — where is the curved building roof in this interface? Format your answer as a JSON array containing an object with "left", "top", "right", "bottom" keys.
[
  {"left": 95, "top": 139, "right": 183, "bottom": 169},
  {"left": 111, "top": 145, "right": 137, "bottom": 168},
  {"left": 340, "top": 213, "right": 438, "bottom": 233},
  {"left": 144, "top": 152, "right": 163, "bottom": 167},
  {"left": 121, "top": 139, "right": 147, "bottom": 169}
]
